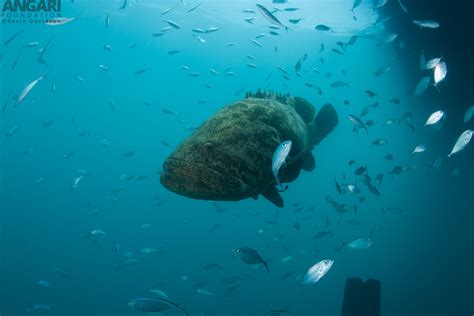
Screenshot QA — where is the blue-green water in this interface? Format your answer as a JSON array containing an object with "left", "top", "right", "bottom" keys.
[{"left": 1, "top": 1, "right": 473, "bottom": 315}]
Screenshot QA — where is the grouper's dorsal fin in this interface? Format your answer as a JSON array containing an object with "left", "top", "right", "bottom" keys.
[
  {"left": 262, "top": 187, "right": 284, "bottom": 208},
  {"left": 310, "top": 103, "right": 338, "bottom": 146}
]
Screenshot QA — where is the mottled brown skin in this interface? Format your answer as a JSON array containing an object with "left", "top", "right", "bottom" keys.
[{"left": 160, "top": 97, "right": 310, "bottom": 202}]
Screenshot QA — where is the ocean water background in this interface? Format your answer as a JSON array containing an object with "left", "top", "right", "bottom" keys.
[{"left": 1, "top": 0, "right": 473, "bottom": 315}]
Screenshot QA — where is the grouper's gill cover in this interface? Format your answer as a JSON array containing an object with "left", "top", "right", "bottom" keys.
[{"left": 161, "top": 98, "right": 310, "bottom": 201}]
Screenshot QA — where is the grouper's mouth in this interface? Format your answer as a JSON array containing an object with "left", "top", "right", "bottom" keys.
[{"left": 160, "top": 157, "right": 243, "bottom": 201}]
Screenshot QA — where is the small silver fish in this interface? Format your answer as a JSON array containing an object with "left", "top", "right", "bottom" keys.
[
  {"left": 412, "top": 144, "right": 426, "bottom": 154},
  {"left": 119, "top": 0, "right": 128, "bottom": 9},
  {"left": 28, "top": 305, "right": 51, "bottom": 314},
  {"left": 413, "top": 19, "right": 440, "bottom": 29},
  {"left": 289, "top": 18, "right": 303, "bottom": 24},
  {"left": 98, "top": 64, "right": 111, "bottom": 74},
  {"left": 196, "top": 287, "right": 215, "bottom": 296},
  {"left": 16, "top": 72, "right": 47, "bottom": 105},
  {"left": 284, "top": 7, "right": 300, "bottom": 12},
  {"left": 161, "top": 7, "right": 173, "bottom": 15},
  {"left": 277, "top": 66, "right": 288, "bottom": 75},
  {"left": 4, "top": 29, "right": 23, "bottom": 46},
  {"left": 425, "top": 57, "right": 442, "bottom": 69},
  {"left": 302, "top": 259, "right": 334, "bottom": 284},
  {"left": 434, "top": 61, "right": 447, "bottom": 85},
  {"left": 330, "top": 81, "right": 349, "bottom": 88},
  {"left": 244, "top": 17, "right": 255, "bottom": 24},
  {"left": 71, "top": 175, "right": 84, "bottom": 190},
  {"left": 348, "top": 114, "right": 367, "bottom": 133},
  {"left": 2, "top": 89, "right": 12, "bottom": 115},
  {"left": 448, "top": 130, "right": 473, "bottom": 157},
  {"left": 150, "top": 290, "right": 169, "bottom": 300},
  {"left": 398, "top": 0, "right": 408, "bottom": 14},
  {"left": 256, "top": 4, "right": 288, "bottom": 30},
  {"left": 162, "top": 19, "right": 180, "bottom": 29},
  {"left": 378, "top": 33, "right": 397, "bottom": 46},
  {"left": 272, "top": 140, "right": 292, "bottom": 190},
  {"left": 205, "top": 27, "right": 220, "bottom": 33},
  {"left": 463, "top": 105, "right": 474, "bottom": 124},
  {"left": 425, "top": 110, "right": 444, "bottom": 126},
  {"left": 338, "top": 238, "right": 373, "bottom": 251},
  {"left": 37, "top": 36, "right": 54, "bottom": 64},
  {"left": 373, "top": 0, "right": 387, "bottom": 9},
  {"left": 11, "top": 54, "right": 21, "bottom": 71},
  {"left": 24, "top": 41, "right": 39, "bottom": 48},
  {"left": 38, "top": 280, "right": 50, "bottom": 288},
  {"left": 414, "top": 76, "right": 431, "bottom": 96},
  {"left": 371, "top": 138, "right": 388, "bottom": 146},
  {"left": 252, "top": 39, "right": 261, "bottom": 47},
  {"left": 315, "top": 24, "right": 333, "bottom": 32},
  {"left": 91, "top": 229, "right": 107, "bottom": 237},
  {"left": 187, "top": 2, "right": 201, "bottom": 12},
  {"left": 419, "top": 51, "right": 426, "bottom": 70}
]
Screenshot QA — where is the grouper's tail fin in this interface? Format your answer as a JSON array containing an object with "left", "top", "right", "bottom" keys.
[{"left": 310, "top": 103, "right": 338, "bottom": 146}]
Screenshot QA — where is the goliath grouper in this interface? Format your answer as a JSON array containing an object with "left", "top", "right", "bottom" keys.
[{"left": 160, "top": 91, "right": 338, "bottom": 208}]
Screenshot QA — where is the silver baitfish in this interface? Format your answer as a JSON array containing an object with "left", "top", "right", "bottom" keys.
[{"left": 272, "top": 140, "right": 292, "bottom": 190}]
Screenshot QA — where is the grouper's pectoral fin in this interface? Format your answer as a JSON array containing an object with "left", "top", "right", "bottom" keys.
[
  {"left": 301, "top": 152, "right": 316, "bottom": 172},
  {"left": 286, "top": 149, "right": 315, "bottom": 172},
  {"left": 311, "top": 103, "right": 339, "bottom": 146},
  {"left": 262, "top": 187, "right": 284, "bottom": 208}
]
